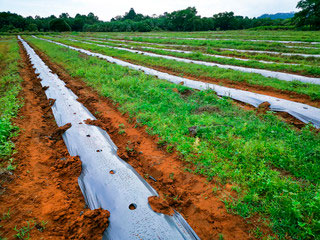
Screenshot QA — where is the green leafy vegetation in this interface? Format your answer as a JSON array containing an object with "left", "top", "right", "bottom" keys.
[
  {"left": 49, "top": 19, "right": 71, "bottom": 32},
  {"left": 13, "top": 220, "right": 35, "bottom": 239},
  {"left": 43, "top": 36, "right": 320, "bottom": 100},
  {"left": 28, "top": 37, "right": 320, "bottom": 239},
  {"left": 121, "top": 36, "right": 320, "bottom": 57},
  {"left": 0, "top": 38, "right": 22, "bottom": 162},
  {"left": 75, "top": 33, "right": 320, "bottom": 65},
  {"left": 77, "top": 37, "right": 320, "bottom": 77}
]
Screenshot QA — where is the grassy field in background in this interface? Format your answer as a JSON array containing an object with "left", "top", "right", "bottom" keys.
[
  {"left": 27, "top": 34, "right": 320, "bottom": 240},
  {"left": 64, "top": 33, "right": 320, "bottom": 67},
  {"left": 41, "top": 36, "right": 320, "bottom": 100},
  {"left": 68, "top": 32, "right": 320, "bottom": 66},
  {"left": 80, "top": 30, "right": 320, "bottom": 42},
  {"left": 75, "top": 37, "right": 320, "bottom": 77}
]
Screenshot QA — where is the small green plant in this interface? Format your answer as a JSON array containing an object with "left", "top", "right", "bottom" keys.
[
  {"left": 118, "top": 123, "right": 126, "bottom": 134},
  {"left": 252, "top": 226, "right": 263, "bottom": 239},
  {"left": 169, "top": 172, "right": 174, "bottom": 180},
  {"left": 6, "top": 164, "right": 16, "bottom": 171},
  {"left": 35, "top": 220, "right": 48, "bottom": 232},
  {"left": 212, "top": 187, "right": 218, "bottom": 194},
  {"left": 166, "top": 144, "right": 174, "bottom": 153},
  {"left": 125, "top": 141, "right": 134, "bottom": 152},
  {"left": 2, "top": 208, "right": 11, "bottom": 220},
  {"left": 218, "top": 233, "right": 224, "bottom": 240},
  {"left": 157, "top": 139, "right": 167, "bottom": 147},
  {"left": 173, "top": 195, "right": 180, "bottom": 201},
  {"left": 231, "top": 186, "right": 241, "bottom": 194},
  {"left": 13, "top": 220, "right": 35, "bottom": 239}
]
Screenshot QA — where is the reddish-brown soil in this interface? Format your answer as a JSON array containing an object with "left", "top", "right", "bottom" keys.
[
  {"left": 148, "top": 196, "right": 174, "bottom": 216},
  {"left": 28, "top": 40, "right": 276, "bottom": 239},
  {"left": 0, "top": 41, "right": 109, "bottom": 239},
  {"left": 65, "top": 209, "right": 110, "bottom": 240}
]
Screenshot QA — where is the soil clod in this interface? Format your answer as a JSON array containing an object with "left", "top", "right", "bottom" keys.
[{"left": 148, "top": 196, "right": 174, "bottom": 216}]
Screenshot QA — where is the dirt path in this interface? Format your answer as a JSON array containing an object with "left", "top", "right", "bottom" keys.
[
  {"left": 28, "top": 40, "right": 276, "bottom": 239},
  {"left": 0, "top": 41, "right": 109, "bottom": 239}
]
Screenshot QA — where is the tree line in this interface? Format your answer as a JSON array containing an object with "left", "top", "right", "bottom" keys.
[{"left": 0, "top": 0, "right": 319, "bottom": 33}]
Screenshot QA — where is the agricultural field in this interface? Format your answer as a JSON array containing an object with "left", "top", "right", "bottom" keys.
[{"left": 1, "top": 30, "right": 320, "bottom": 240}]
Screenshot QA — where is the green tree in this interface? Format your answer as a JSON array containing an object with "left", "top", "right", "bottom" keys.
[
  {"left": 26, "top": 23, "right": 38, "bottom": 31},
  {"left": 49, "top": 19, "right": 71, "bottom": 32},
  {"left": 166, "top": 7, "right": 198, "bottom": 31},
  {"left": 212, "top": 12, "right": 236, "bottom": 30},
  {"left": 124, "top": 8, "right": 137, "bottom": 20},
  {"left": 294, "top": 0, "right": 320, "bottom": 29}
]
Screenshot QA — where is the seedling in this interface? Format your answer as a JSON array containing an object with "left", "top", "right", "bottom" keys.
[
  {"left": 126, "top": 141, "right": 134, "bottom": 152},
  {"left": 2, "top": 208, "right": 11, "bottom": 220},
  {"left": 166, "top": 145, "right": 174, "bottom": 153},
  {"left": 173, "top": 195, "right": 180, "bottom": 201},
  {"left": 118, "top": 124, "right": 126, "bottom": 134},
  {"left": 169, "top": 173, "right": 174, "bottom": 180},
  {"left": 218, "top": 233, "right": 224, "bottom": 240},
  {"left": 252, "top": 227, "right": 263, "bottom": 239},
  {"left": 35, "top": 220, "right": 48, "bottom": 232},
  {"left": 14, "top": 220, "right": 35, "bottom": 239}
]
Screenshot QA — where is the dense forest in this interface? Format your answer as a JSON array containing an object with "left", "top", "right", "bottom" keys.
[{"left": 0, "top": 0, "right": 319, "bottom": 32}]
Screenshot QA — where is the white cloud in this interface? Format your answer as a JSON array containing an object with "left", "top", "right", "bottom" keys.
[{"left": 0, "top": 0, "right": 298, "bottom": 21}]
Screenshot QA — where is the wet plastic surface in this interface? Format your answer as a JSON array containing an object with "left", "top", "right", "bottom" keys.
[
  {"left": 71, "top": 38, "right": 320, "bottom": 85},
  {"left": 19, "top": 36, "right": 200, "bottom": 240},
  {"left": 34, "top": 36, "right": 320, "bottom": 128}
]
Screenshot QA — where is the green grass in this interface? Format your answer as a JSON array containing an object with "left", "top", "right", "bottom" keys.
[
  {"left": 42, "top": 36, "right": 320, "bottom": 100},
  {"left": 0, "top": 38, "right": 22, "bottom": 163},
  {"left": 84, "top": 30, "right": 320, "bottom": 42},
  {"left": 61, "top": 32, "right": 320, "bottom": 66},
  {"left": 13, "top": 220, "right": 35, "bottom": 239},
  {"left": 123, "top": 36, "right": 320, "bottom": 54},
  {"left": 89, "top": 34, "right": 320, "bottom": 65},
  {"left": 27, "top": 36, "right": 320, "bottom": 239},
  {"left": 77, "top": 37, "right": 320, "bottom": 77}
]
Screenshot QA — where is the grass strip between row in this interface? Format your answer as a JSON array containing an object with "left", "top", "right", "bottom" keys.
[{"left": 0, "top": 38, "right": 22, "bottom": 165}]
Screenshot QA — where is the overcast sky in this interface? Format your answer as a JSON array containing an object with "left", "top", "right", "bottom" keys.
[{"left": 0, "top": 0, "right": 298, "bottom": 21}]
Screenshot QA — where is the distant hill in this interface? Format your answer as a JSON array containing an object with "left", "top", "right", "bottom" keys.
[{"left": 258, "top": 12, "right": 295, "bottom": 20}]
